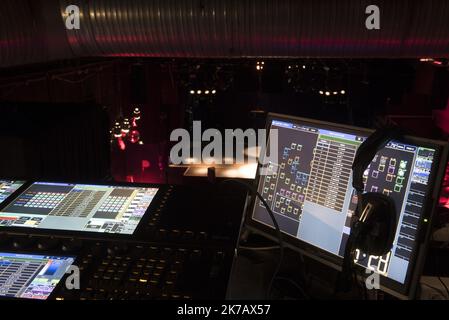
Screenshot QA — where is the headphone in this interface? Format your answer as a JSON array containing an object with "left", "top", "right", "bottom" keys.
[{"left": 339, "top": 126, "right": 403, "bottom": 291}]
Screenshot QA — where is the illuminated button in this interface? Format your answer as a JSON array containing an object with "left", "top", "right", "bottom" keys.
[{"left": 183, "top": 230, "right": 194, "bottom": 240}]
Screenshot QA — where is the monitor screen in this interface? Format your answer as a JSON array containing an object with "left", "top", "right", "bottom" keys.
[
  {"left": 0, "top": 252, "right": 75, "bottom": 300},
  {"left": 252, "top": 116, "right": 441, "bottom": 290},
  {"left": 0, "top": 180, "right": 25, "bottom": 204},
  {"left": 0, "top": 182, "right": 159, "bottom": 235}
]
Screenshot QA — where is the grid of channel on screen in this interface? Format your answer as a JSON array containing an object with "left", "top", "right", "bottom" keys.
[
  {"left": 0, "top": 182, "right": 159, "bottom": 235},
  {"left": 252, "top": 118, "right": 436, "bottom": 285}
]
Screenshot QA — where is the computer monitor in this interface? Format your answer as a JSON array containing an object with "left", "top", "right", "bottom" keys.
[
  {"left": 0, "top": 180, "right": 26, "bottom": 204},
  {"left": 0, "top": 182, "right": 159, "bottom": 235},
  {"left": 0, "top": 252, "right": 75, "bottom": 300},
  {"left": 249, "top": 113, "right": 448, "bottom": 298}
]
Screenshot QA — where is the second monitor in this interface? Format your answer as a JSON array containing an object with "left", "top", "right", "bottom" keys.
[
  {"left": 250, "top": 113, "right": 447, "bottom": 297},
  {"left": 0, "top": 182, "right": 159, "bottom": 235}
]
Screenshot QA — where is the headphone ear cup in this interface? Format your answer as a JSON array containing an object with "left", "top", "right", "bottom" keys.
[{"left": 355, "top": 193, "right": 397, "bottom": 256}]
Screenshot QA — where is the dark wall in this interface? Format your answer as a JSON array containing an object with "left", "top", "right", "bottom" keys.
[
  {"left": 1, "top": 58, "right": 447, "bottom": 182},
  {"left": 0, "top": 102, "right": 110, "bottom": 181}
]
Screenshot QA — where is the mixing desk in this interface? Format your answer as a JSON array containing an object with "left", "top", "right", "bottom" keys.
[{"left": 0, "top": 182, "right": 248, "bottom": 300}]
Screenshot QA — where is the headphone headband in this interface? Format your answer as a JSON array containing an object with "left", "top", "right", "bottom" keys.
[{"left": 352, "top": 126, "right": 403, "bottom": 192}]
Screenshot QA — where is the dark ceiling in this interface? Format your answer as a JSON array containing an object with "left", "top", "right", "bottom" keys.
[{"left": 2, "top": 0, "right": 449, "bottom": 68}]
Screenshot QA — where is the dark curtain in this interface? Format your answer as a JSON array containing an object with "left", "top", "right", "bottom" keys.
[{"left": 0, "top": 102, "right": 110, "bottom": 181}]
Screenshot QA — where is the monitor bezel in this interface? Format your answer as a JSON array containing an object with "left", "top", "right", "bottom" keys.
[
  {"left": 246, "top": 112, "right": 448, "bottom": 299},
  {"left": 0, "top": 180, "right": 167, "bottom": 241}
]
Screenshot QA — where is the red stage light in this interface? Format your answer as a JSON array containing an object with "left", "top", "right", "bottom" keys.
[
  {"left": 117, "top": 137, "right": 126, "bottom": 151},
  {"left": 128, "top": 129, "right": 140, "bottom": 144},
  {"left": 440, "top": 162, "right": 449, "bottom": 208},
  {"left": 142, "top": 160, "right": 150, "bottom": 171}
]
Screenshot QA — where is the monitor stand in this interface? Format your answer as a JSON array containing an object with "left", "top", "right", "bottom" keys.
[{"left": 228, "top": 229, "right": 396, "bottom": 300}]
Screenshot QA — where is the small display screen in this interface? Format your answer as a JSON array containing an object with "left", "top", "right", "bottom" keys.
[
  {"left": 0, "top": 180, "right": 25, "bottom": 204},
  {"left": 0, "top": 252, "right": 75, "bottom": 300},
  {"left": 0, "top": 182, "right": 159, "bottom": 235}
]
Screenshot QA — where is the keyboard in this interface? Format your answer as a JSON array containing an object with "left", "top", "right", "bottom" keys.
[{"left": 57, "top": 242, "right": 230, "bottom": 300}]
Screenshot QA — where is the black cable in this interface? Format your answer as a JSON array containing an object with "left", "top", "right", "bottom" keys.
[
  {"left": 338, "top": 189, "right": 365, "bottom": 294},
  {"left": 357, "top": 266, "right": 369, "bottom": 300},
  {"left": 339, "top": 189, "right": 374, "bottom": 298},
  {"left": 338, "top": 225, "right": 360, "bottom": 293},
  {"left": 297, "top": 251, "right": 309, "bottom": 292},
  {"left": 421, "top": 282, "right": 448, "bottom": 298},
  {"left": 437, "top": 276, "right": 449, "bottom": 298},
  {"left": 239, "top": 245, "right": 280, "bottom": 251},
  {"left": 352, "top": 249, "right": 373, "bottom": 299},
  {"left": 219, "top": 179, "right": 284, "bottom": 300},
  {"left": 274, "top": 276, "right": 310, "bottom": 300},
  {"left": 352, "top": 268, "right": 363, "bottom": 299}
]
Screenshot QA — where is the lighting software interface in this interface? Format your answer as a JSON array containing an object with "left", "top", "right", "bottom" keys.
[
  {"left": 252, "top": 119, "right": 437, "bottom": 285},
  {"left": 0, "top": 252, "right": 74, "bottom": 300},
  {"left": 0, "top": 182, "right": 159, "bottom": 235},
  {"left": 0, "top": 180, "right": 25, "bottom": 204}
]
